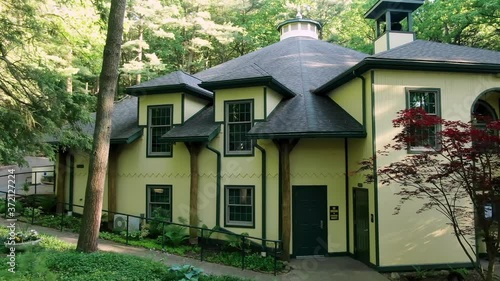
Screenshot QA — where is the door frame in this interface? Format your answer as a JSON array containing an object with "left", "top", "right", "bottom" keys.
[
  {"left": 292, "top": 185, "right": 328, "bottom": 257},
  {"left": 353, "top": 187, "right": 370, "bottom": 263}
]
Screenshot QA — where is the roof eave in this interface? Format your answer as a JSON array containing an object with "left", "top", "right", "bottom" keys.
[
  {"left": 315, "top": 58, "right": 500, "bottom": 95},
  {"left": 126, "top": 84, "right": 213, "bottom": 101},
  {"left": 110, "top": 129, "right": 143, "bottom": 144},
  {"left": 162, "top": 126, "right": 220, "bottom": 143},
  {"left": 200, "top": 76, "right": 296, "bottom": 98},
  {"left": 246, "top": 131, "right": 367, "bottom": 139}
]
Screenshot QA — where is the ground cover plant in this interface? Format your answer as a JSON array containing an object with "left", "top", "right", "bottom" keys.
[{"left": 0, "top": 226, "right": 250, "bottom": 281}]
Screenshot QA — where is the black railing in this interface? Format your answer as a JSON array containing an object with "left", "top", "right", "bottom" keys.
[
  {"left": 0, "top": 190, "right": 282, "bottom": 275},
  {"left": 0, "top": 168, "right": 56, "bottom": 195}
]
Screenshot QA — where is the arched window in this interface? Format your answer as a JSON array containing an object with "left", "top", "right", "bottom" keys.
[{"left": 472, "top": 100, "right": 497, "bottom": 129}]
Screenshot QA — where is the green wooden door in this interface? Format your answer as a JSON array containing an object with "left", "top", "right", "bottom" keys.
[
  {"left": 292, "top": 186, "right": 327, "bottom": 256},
  {"left": 354, "top": 188, "right": 370, "bottom": 263}
]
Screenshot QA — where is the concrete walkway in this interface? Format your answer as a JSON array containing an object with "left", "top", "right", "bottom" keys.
[{"left": 1, "top": 219, "right": 389, "bottom": 281}]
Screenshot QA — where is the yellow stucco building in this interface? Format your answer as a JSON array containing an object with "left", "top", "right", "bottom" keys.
[{"left": 55, "top": 0, "right": 500, "bottom": 272}]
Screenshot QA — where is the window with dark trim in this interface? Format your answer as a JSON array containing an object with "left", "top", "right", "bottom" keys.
[
  {"left": 146, "top": 185, "right": 172, "bottom": 221},
  {"left": 225, "top": 100, "right": 253, "bottom": 155},
  {"left": 406, "top": 88, "right": 441, "bottom": 151},
  {"left": 225, "top": 186, "right": 254, "bottom": 227},
  {"left": 147, "top": 105, "right": 172, "bottom": 156}
]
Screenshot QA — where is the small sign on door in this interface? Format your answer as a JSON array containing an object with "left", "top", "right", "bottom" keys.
[{"left": 330, "top": 206, "right": 339, "bottom": 220}]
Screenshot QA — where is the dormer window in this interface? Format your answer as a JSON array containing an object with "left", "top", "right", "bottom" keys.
[
  {"left": 147, "top": 105, "right": 172, "bottom": 157},
  {"left": 225, "top": 100, "right": 253, "bottom": 156}
]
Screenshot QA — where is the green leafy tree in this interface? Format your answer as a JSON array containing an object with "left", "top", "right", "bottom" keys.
[{"left": 0, "top": 0, "right": 99, "bottom": 164}]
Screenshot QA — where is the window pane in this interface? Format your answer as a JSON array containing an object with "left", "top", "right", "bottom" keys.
[
  {"left": 148, "top": 186, "right": 172, "bottom": 221},
  {"left": 408, "top": 90, "right": 440, "bottom": 150},
  {"left": 226, "top": 187, "right": 253, "bottom": 225},
  {"left": 150, "top": 187, "right": 170, "bottom": 203},
  {"left": 148, "top": 106, "right": 172, "bottom": 155},
  {"left": 229, "top": 206, "right": 252, "bottom": 222}
]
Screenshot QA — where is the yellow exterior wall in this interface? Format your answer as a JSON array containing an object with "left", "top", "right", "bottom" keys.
[
  {"left": 373, "top": 70, "right": 500, "bottom": 266},
  {"left": 214, "top": 87, "right": 265, "bottom": 122},
  {"left": 344, "top": 72, "right": 378, "bottom": 264},
  {"left": 329, "top": 77, "right": 364, "bottom": 124},
  {"left": 138, "top": 94, "right": 183, "bottom": 125},
  {"left": 266, "top": 88, "right": 282, "bottom": 118},
  {"left": 184, "top": 94, "right": 209, "bottom": 121},
  {"left": 115, "top": 133, "right": 191, "bottom": 222},
  {"left": 290, "top": 138, "right": 348, "bottom": 253}
]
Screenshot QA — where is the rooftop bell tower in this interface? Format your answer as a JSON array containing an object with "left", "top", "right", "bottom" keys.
[{"left": 364, "top": 0, "right": 424, "bottom": 54}]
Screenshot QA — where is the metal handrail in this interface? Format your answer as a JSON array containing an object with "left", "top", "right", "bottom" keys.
[{"left": 0, "top": 191, "right": 282, "bottom": 275}]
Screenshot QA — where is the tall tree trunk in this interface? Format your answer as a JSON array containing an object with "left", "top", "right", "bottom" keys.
[
  {"left": 107, "top": 145, "right": 120, "bottom": 230},
  {"left": 56, "top": 149, "right": 67, "bottom": 214},
  {"left": 136, "top": 26, "right": 143, "bottom": 85},
  {"left": 276, "top": 139, "right": 298, "bottom": 261},
  {"left": 76, "top": 0, "right": 126, "bottom": 253},
  {"left": 186, "top": 142, "right": 202, "bottom": 244}
]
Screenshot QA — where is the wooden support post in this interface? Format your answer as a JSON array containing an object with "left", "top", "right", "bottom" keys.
[
  {"left": 186, "top": 142, "right": 202, "bottom": 244},
  {"left": 275, "top": 139, "right": 298, "bottom": 261},
  {"left": 107, "top": 146, "right": 120, "bottom": 230},
  {"left": 56, "top": 149, "right": 68, "bottom": 214}
]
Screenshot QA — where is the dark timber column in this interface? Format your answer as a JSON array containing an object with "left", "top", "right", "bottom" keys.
[
  {"left": 56, "top": 149, "right": 68, "bottom": 213},
  {"left": 107, "top": 145, "right": 121, "bottom": 229},
  {"left": 275, "top": 139, "right": 298, "bottom": 261},
  {"left": 186, "top": 142, "right": 202, "bottom": 244}
]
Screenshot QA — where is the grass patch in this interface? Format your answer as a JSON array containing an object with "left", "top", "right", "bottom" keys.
[{"left": 0, "top": 226, "right": 251, "bottom": 281}]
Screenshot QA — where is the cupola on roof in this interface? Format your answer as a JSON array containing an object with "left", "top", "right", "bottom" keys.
[{"left": 276, "top": 8, "right": 321, "bottom": 41}]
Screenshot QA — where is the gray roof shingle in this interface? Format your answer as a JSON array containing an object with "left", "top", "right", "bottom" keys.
[
  {"left": 82, "top": 96, "right": 142, "bottom": 144},
  {"left": 374, "top": 40, "right": 500, "bottom": 64},
  {"left": 194, "top": 36, "right": 367, "bottom": 137},
  {"left": 126, "top": 70, "right": 213, "bottom": 99},
  {"left": 162, "top": 106, "right": 219, "bottom": 142}
]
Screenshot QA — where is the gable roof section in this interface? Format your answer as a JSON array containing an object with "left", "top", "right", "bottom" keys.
[
  {"left": 247, "top": 95, "right": 365, "bottom": 139},
  {"left": 315, "top": 40, "right": 500, "bottom": 94},
  {"left": 79, "top": 96, "right": 142, "bottom": 144},
  {"left": 196, "top": 36, "right": 368, "bottom": 137},
  {"left": 196, "top": 36, "right": 368, "bottom": 96},
  {"left": 126, "top": 70, "right": 213, "bottom": 100},
  {"left": 162, "top": 106, "right": 219, "bottom": 142}
]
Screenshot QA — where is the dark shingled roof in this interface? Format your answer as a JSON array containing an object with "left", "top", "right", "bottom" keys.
[
  {"left": 162, "top": 106, "right": 220, "bottom": 142},
  {"left": 196, "top": 36, "right": 368, "bottom": 95},
  {"left": 195, "top": 36, "right": 367, "bottom": 137},
  {"left": 374, "top": 40, "right": 500, "bottom": 64},
  {"left": 126, "top": 70, "right": 213, "bottom": 100},
  {"left": 315, "top": 40, "right": 500, "bottom": 95},
  {"left": 82, "top": 96, "right": 142, "bottom": 144},
  {"left": 247, "top": 96, "right": 365, "bottom": 138}
]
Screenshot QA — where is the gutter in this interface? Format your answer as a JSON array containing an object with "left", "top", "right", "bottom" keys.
[
  {"left": 206, "top": 144, "right": 221, "bottom": 226},
  {"left": 254, "top": 143, "right": 267, "bottom": 248},
  {"left": 353, "top": 70, "right": 367, "bottom": 129}
]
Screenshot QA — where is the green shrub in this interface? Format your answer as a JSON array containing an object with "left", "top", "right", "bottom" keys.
[
  {"left": 23, "top": 206, "right": 43, "bottom": 218},
  {"left": 148, "top": 208, "right": 171, "bottom": 237}
]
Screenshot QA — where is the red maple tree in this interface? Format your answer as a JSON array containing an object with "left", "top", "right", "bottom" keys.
[{"left": 359, "top": 108, "right": 500, "bottom": 281}]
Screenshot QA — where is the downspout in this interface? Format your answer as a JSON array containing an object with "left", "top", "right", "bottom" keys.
[
  {"left": 206, "top": 144, "right": 221, "bottom": 227},
  {"left": 69, "top": 154, "right": 75, "bottom": 212},
  {"left": 353, "top": 70, "right": 367, "bottom": 129},
  {"left": 254, "top": 143, "right": 267, "bottom": 248}
]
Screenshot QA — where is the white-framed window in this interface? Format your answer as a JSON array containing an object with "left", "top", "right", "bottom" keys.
[
  {"left": 406, "top": 88, "right": 441, "bottom": 151},
  {"left": 146, "top": 185, "right": 172, "bottom": 221},
  {"left": 147, "top": 105, "right": 172, "bottom": 157},
  {"left": 225, "top": 186, "right": 254, "bottom": 227},
  {"left": 225, "top": 100, "right": 253, "bottom": 155}
]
